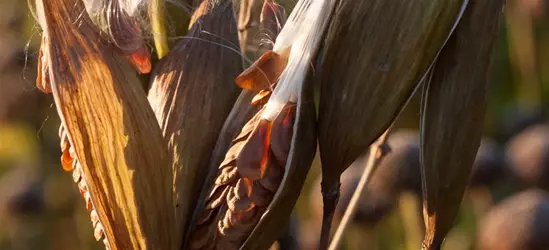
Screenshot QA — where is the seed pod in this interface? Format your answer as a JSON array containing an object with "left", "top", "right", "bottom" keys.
[
  {"left": 419, "top": 0, "right": 504, "bottom": 249},
  {"left": 505, "top": 124, "right": 549, "bottom": 190},
  {"left": 477, "top": 189, "right": 549, "bottom": 250},
  {"left": 186, "top": 0, "right": 330, "bottom": 247},
  {"left": 317, "top": 1, "right": 468, "bottom": 246},
  {"left": 35, "top": 0, "right": 176, "bottom": 249},
  {"left": 470, "top": 138, "right": 506, "bottom": 188},
  {"left": 147, "top": 0, "right": 242, "bottom": 244}
]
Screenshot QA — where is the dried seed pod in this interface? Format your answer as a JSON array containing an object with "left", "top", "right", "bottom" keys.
[
  {"left": 188, "top": 70, "right": 314, "bottom": 250},
  {"left": 505, "top": 124, "right": 549, "bottom": 190},
  {"left": 147, "top": 0, "right": 242, "bottom": 244},
  {"left": 477, "top": 189, "right": 549, "bottom": 250},
  {"left": 419, "top": 0, "right": 504, "bottom": 249},
  {"left": 470, "top": 138, "right": 506, "bottom": 188},
  {"left": 35, "top": 0, "right": 176, "bottom": 249},
  {"left": 186, "top": 0, "right": 329, "bottom": 247},
  {"left": 317, "top": 1, "right": 468, "bottom": 245}
]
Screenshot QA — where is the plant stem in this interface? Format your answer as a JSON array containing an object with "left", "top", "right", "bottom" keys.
[
  {"left": 319, "top": 181, "right": 340, "bottom": 250},
  {"left": 150, "top": 0, "right": 169, "bottom": 58},
  {"left": 327, "top": 129, "right": 392, "bottom": 250}
]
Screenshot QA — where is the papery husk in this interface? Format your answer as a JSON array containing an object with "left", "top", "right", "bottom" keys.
[
  {"left": 147, "top": 0, "right": 242, "bottom": 245},
  {"left": 419, "top": 0, "right": 504, "bottom": 248},
  {"left": 185, "top": 53, "right": 315, "bottom": 249},
  {"left": 241, "top": 71, "right": 316, "bottom": 250},
  {"left": 318, "top": 0, "right": 468, "bottom": 190},
  {"left": 36, "top": 0, "right": 176, "bottom": 249}
]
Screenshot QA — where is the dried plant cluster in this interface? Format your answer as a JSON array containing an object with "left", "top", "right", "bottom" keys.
[{"left": 33, "top": 0, "right": 504, "bottom": 249}]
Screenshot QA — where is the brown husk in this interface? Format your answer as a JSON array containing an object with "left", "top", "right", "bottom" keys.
[
  {"left": 147, "top": 0, "right": 242, "bottom": 245},
  {"left": 419, "top": 0, "right": 504, "bottom": 248},
  {"left": 318, "top": 0, "right": 468, "bottom": 188},
  {"left": 37, "top": 0, "right": 176, "bottom": 249}
]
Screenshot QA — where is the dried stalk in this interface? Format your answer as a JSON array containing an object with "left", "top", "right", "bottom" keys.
[{"left": 326, "top": 129, "right": 392, "bottom": 250}]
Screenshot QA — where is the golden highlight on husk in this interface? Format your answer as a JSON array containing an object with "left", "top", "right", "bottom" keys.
[
  {"left": 59, "top": 125, "right": 111, "bottom": 250},
  {"left": 419, "top": 0, "right": 504, "bottom": 249},
  {"left": 35, "top": 0, "right": 176, "bottom": 249}
]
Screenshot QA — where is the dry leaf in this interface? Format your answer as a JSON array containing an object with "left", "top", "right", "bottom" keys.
[
  {"left": 147, "top": 0, "right": 242, "bottom": 245},
  {"left": 36, "top": 0, "right": 176, "bottom": 249},
  {"left": 419, "top": 0, "right": 504, "bottom": 248}
]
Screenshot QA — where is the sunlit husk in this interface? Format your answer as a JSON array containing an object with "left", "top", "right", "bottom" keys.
[
  {"left": 419, "top": 0, "right": 504, "bottom": 248},
  {"left": 147, "top": 0, "right": 242, "bottom": 244},
  {"left": 37, "top": 0, "right": 176, "bottom": 249},
  {"left": 240, "top": 70, "right": 316, "bottom": 250},
  {"left": 318, "top": 0, "right": 468, "bottom": 188}
]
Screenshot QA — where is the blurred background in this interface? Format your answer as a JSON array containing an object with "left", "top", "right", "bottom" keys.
[{"left": 2, "top": 0, "right": 549, "bottom": 249}]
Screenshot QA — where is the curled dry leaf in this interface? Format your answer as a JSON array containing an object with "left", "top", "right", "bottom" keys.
[
  {"left": 419, "top": 0, "right": 504, "bottom": 249},
  {"left": 147, "top": 0, "right": 242, "bottom": 245},
  {"left": 36, "top": 0, "right": 176, "bottom": 249}
]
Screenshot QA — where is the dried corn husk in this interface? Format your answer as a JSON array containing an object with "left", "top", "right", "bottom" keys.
[
  {"left": 147, "top": 0, "right": 242, "bottom": 245},
  {"left": 318, "top": 0, "right": 468, "bottom": 189},
  {"left": 419, "top": 0, "right": 504, "bottom": 249},
  {"left": 36, "top": 0, "right": 176, "bottom": 249}
]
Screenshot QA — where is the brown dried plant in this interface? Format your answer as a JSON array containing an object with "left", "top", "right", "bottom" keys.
[{"left": 32, "top": 0, "right": 505, "bottom": 249}]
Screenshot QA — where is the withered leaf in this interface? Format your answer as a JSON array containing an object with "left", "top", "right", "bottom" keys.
[{"left": 419, "top": 0, "right": 504, "bottom": 249}]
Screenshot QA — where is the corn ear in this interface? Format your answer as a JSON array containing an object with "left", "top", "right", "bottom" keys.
[
  {"left": 147, "top": 0, "right": 242, "bottom": 245},
  {"left": 419, "top": 0, "right": 504, "bottom": 249},
  {"left": 36, "top": 0, "right": 176, "bottom": 249}
]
